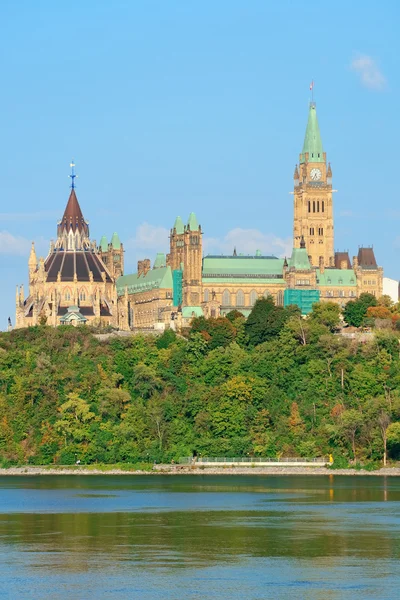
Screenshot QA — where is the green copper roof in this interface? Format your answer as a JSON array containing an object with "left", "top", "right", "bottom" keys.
[
  {"left": 301, "top": 103, "right": 324, "bottom": 163},
  {"left": 111, "top": 232, "right": 121, "bottom": 249},
  {"left": 153, "top": 252, "right": 166, "bottom": 269},
  {"left": 99, "top": 235, "right": 108, "bottom": 252},
  {"left": 203, "top": 255, "right": 284, "bottom": 277},
  {"left": 316, "top": 269, "right": 356, "bottom": 286},
  {"left": 173, "top": 216, "right": 185, "bottom": 234},
  {"left": 288, "top": 248, "right": 311, "bottom": 270},
  {"left": 182, "top": 306, "right": 203, "bottom": 318},
  {"left": 187, "top": 212, "right": 199, "bottom": 231},
  {"left": 116, "top": 266, "right": 173, "bottom": 296}
]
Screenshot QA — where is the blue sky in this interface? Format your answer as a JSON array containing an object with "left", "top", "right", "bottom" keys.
[{"left": 1, "top": 0, "right": 399, "bottom": 326}]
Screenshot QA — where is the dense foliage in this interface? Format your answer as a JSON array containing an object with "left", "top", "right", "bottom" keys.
[{"left": 1, "top": 299, "right": 400, "bottom": 467}]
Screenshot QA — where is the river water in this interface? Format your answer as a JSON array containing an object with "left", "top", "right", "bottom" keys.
[{"left": 0, "top": 474, "right": 399, "bottom": 599}]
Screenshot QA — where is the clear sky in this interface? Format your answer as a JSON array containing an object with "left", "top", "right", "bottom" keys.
[{"left": 1, "top": 0, "right": 399, "bottom": 327}]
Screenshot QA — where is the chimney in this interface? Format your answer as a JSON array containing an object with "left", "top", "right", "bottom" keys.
[
  {"left": 340, "top": 259, "right": 347, "bottom": 270},
  {"left": 319, "top": 256, "right": 325, "bottom": 274},
  {"left": 143, "top": 258, "right": 151, "bottom": 275},
  {"left": 137, "top": 260, "right": 144, "bottom": 276}
]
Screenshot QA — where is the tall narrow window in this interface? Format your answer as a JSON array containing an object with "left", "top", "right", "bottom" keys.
[
  {"left": 308, "top": 201, "right": 311, "bottom": 213},
  {"left": 309, "top": 227, "right": 314, "bottom": 236},
  {"left": 313, "top": 201, "right": 316, "bottom": 213},
  {"left": 277, "top": 290, "right": 284, "bottom": 306},
  {"left": 222, "top": 289, "right": 230, "bottom": 306},
  {"left": 318, "top": 227, "right": 324, "bottom": 236},
  {"left": 204, "top": 289, "right": 209, "bottom": 302},
  {"left": 317, "top": 201, "right": 320, "bottom": 212},
  {"left": 322, "top": 201, "right": 325, "bottom": 212},
  {"left": 236, "top": 290, "right": 245, "bottom": 306},
  {"left": 250, "top": 290, "right": 257, "bottom": 306}
]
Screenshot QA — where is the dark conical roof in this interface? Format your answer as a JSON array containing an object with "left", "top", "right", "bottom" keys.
[{"left": 60, "top": 189, "right": 89, "bottom": 235}]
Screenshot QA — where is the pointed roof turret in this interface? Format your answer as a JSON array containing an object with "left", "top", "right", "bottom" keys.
[
  {"left": 294, "top": 164, "right": 299, "bottom": 180},
  {"left": 28, "top": 241, "right": 37, "bottom": 267},
  {"left": 187, "top": 212, "right": 199, "bottom": 231},
  {"left": 99, "top": 235, "right": 108, "bottom": 252},
  {"left": 153, "top": 252, "right": 166, "bottom": 269},
  {"left": 288, "top": 246, "right": 311, "bottom": 270},
  {"left": 111, "top": 232, "right": 121, "bottom": 249},
  {"left": 173, "top": 216, "right": 184, "bottom": 234},
  {"left": 60, "top": 188, "right": 89, "bottom": 236},
  {"left": 300, "top": 103, "right": 324, "bottom": 164}
]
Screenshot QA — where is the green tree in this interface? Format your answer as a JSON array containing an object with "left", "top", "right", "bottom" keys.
[
  {"left": 245, "top": 297, "right": 295, "bottom": 346},
  {"left": 309, "top": 302, "right": 341, "bottom": 331},
  {"left": 56, "top": 393, "right": 97, "bottom": 446},
  {"left": 343, "top": 293, "right": 378, "bottom": 327}
]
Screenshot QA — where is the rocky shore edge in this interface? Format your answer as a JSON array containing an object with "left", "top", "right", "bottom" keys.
[{"left": 0, "top": 465, "right": 399, "bottom": 476}]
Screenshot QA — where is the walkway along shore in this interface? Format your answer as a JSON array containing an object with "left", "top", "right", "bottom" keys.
[{"left": 0, "top": 465, "right": 400, "bottom": 476}]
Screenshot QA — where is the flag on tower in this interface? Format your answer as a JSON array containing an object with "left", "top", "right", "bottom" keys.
[{"left": 310, "top": 80, "right": 314, "bottom": 91}]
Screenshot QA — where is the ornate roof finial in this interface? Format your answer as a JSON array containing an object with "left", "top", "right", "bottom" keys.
[
  {"left": 69, "top": 160, "right": 77, "bottom": 189},
  {"left": 300, "top": 235, "right": 306, "bottom": 249}
]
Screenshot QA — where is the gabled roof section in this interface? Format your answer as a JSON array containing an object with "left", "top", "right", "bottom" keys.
[
  {"left": 288, "top": 247, "right": 311, "bottom": 270},
  {"left": 173, "top": 216, "right": 185, "bottom": 234},
  {"left": 300, "top": 102, "right": 324, "bottom": 164},
  {"left": 60, "top": 189, "right": 89, "bottom": 235},
  {"left": 202, "top": 255, "right": 283, "bottom": 283},
  {"left": 316, "top": 269, "right": 356, "bottom": 286},
  {"left": 111, "top": 232, "right": 121, "bottom": 249},
  {"left": 358, "top": 247, "right": 377, "bottom": 268},
  {"left": 116, "top": 266, "right": 173, "bottom": 296},
  {"left": 187, "top": 212, "right": 199, "bottom": 231}
]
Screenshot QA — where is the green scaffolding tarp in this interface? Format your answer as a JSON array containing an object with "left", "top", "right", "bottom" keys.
[
  {"left": 173, "top": 269, "right": 183, "bottom": 306},
  {"left": 284, "top": 289, "right": 320, "bottom": 315}
]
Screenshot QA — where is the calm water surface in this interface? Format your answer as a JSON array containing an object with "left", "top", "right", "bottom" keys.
[{"left": 0, "top": 474, "right": 399, "bottom": 599}]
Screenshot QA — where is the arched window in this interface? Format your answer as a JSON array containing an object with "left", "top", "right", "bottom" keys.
[
  {"left": 250, "top": 290, "right": 258, "bottom": 306},
  {"left": 236, "top": 290, "right": 245, "bottom": 306},
  {"left": 65, "top": 290, "right": 71, "bottom": 301},
  {"left": 79, "top": 291, "right": 86, "bottom": 301},
  {"left": 263, "top": 290, "right": 271, "bottom": 298},
  {"left": 310, "top": 227, "right": 315, "bottom": 236},
  {"left": 277, "top": 290, "right": 284, "bottom": 306},
  {"left": 222, "top": 289, "right": 230, "bottom": 306},
  {"left": 318, "top": 227, "right": 324, "bottom": 236},
  {"left": 204, "top": 289, "right": 209, "bottom": 302}
]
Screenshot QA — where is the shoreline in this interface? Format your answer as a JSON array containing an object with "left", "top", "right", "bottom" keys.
[{"left": 0, "top": 465, "right": 400, "bottom": 476}]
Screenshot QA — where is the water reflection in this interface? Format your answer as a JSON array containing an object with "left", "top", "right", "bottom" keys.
[{"left": 0, "top": 475, "right": 398, "bottom": 599}]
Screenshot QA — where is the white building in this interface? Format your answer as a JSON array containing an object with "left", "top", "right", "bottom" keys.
[{"left": 383, "top": 277, "right": 399, "bottom": 304}]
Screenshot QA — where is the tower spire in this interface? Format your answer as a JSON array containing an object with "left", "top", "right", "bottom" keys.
[{"left": 300, "top": 102, "right": 324, "bottom": 164}]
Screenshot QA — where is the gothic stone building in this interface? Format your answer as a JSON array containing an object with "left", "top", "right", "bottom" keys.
[
  {"left": 15, "top": 101, "right": 383, "bottom": 330},
  {"left": 117, "top": 101, "right": 383, "bottom": 328},
  {"left": 15, "top": 186, "right": 123, "bottom": 328}
]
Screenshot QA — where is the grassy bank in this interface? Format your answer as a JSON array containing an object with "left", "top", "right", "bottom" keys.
[{"left": 1, "top": 464, "right": 400, "bottom": 476}]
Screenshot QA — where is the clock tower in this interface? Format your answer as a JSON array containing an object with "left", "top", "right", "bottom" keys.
[{"left": 293, "top": 102, "right": 334, "bottom": 267}]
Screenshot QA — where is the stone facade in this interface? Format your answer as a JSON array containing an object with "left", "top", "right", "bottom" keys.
[
  {"left": 15, "top": 100, "right": 384, "bottom": 330},
  {"left": 15, "top": 188, "right": 121, "bottom": 329}
]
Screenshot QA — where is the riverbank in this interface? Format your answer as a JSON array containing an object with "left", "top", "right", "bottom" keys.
[{"left": 1, "top": 465, "right": 400, "bottom": 476}]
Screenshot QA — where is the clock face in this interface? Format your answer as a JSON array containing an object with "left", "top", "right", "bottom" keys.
[{"left": 310, "top": 168, "right": 322, "bottom": 181}]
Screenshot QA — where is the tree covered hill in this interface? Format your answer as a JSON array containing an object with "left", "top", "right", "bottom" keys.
[{"left": 1, "top": 298, "right": 400, "bottom": 467}]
